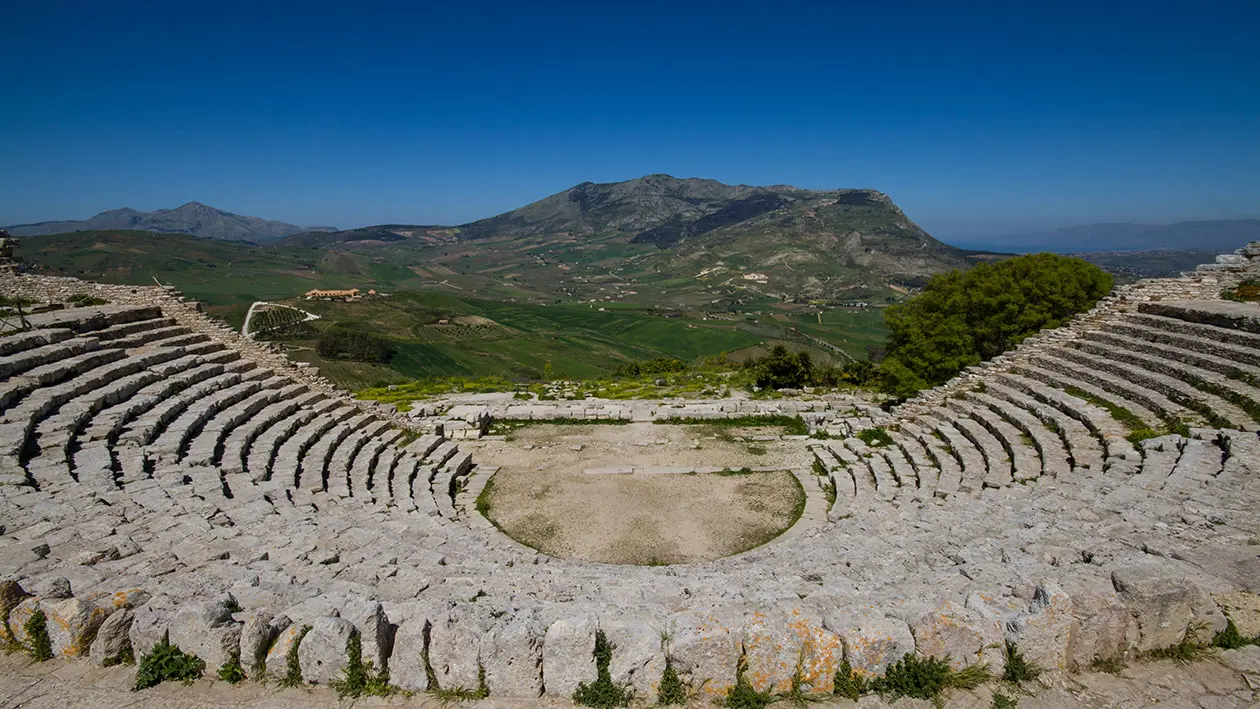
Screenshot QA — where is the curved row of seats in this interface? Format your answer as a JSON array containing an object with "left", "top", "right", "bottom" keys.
[
  {"left": 813, "top": 301, "right": 1260, "bottom": 514},
  {"left": 0, "top": 305, "right": 474, "bottom": 527}
]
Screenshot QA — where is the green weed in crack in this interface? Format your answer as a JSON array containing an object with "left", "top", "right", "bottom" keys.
[{"left": 573, "top": 630, "right": 634, "bottom": 708}]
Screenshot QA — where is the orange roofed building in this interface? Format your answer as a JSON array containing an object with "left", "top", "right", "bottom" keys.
[{"left": 304, "top": 288, "right": 360, "bottom": 300}]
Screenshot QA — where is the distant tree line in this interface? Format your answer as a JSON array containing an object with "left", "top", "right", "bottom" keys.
[
  {"left": 317, "top": 324, "right": 394, "bottom": 363},
  {"left": 613, "top": 357, "right": 689, "bottom": 377},
  {"left": 744, "top": 345, "right": 878, "bottom": 390}
]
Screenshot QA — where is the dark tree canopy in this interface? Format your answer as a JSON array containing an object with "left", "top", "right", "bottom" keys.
[
  {"left": 750, "top": 345, "right": 814, "bottom": 390},
  {"left": 880, "top": 253, "right": 1113, "bottom": 397},
  {"left": 317, "top": 325, "right": 394, "bottom": 363}
]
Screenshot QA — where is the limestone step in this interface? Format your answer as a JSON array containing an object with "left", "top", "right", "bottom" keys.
[
  {"left": 1138, "top": 300, "right": 1260, "bottom": 335},
  {"left": 964, "top": 389, "right": 1071, "bottom": 478},
  {"left": 0, "top": 336, "right": 101, "bottom": 379},
  {"left": 1062, "top": 341, "right": 1253, "bottom": 428},
  {"left": 947, "top": 399, "right": 1040, "bottom": 482},
  {"left": 996, "top": 369, "right": 1139, "bottom": 466},
  {"left": 0, "top": 327, "right": 74, "bottom": 357},
  {"left": 1125, "top": 311, "right": 1260, "bottom": 352}
]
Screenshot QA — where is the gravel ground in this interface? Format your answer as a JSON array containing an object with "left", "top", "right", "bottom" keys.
[{"left": 470, "top": 423, "right": 810, "bottom": 564}]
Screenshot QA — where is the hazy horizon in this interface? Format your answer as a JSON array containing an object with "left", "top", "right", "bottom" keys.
[{"left": 5, "top": 189, "right": 1259, "bottom": 244}]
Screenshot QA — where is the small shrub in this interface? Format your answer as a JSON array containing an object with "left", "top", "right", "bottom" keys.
[
  {"left": 1221, "top": 278, "right": 1260, "bottom": 303},
  {"left": 278, "top": 625, "right": 311, "bottom": 688},
  {"left": 1213, "top": 618, "right": 1260, "bottom": 650},
  {"left": 67, "top": 293, "right": 108, "bottom": 307},
  {"left": 1001, "top": 642, "right": 1041, "bottom": 684},
  {"left": 832, "top": 658, "right": 868, "bottom": 700},
  {"left": 657, "top": 655, "right": 687, "bottom": 706},
  {"left": 856, "top": 427, "right": 894, "bottom": 447},
  {"left": 719, "top": 655, "right": 775, "bottom": 709},
  {"left": 871, "top": 654, "right": 990, "bottom": 703},
  {"left": 217, "top": 651, "right": 247, "bottom": 684},
  {"left": 133, "top": 634, "right": 206, "bottom": 691},
  {"left": 1090, "top": 656, "right": 1125, "bottom": 674},
  {"left": 993, "top": 691, "right": 1019, "bottom": 709},
  {"left": 23, "top": 610, "right": 53, "bottom": 662},
  {"left": 573, "top": 630, "right": 634, "bottom": 708}
]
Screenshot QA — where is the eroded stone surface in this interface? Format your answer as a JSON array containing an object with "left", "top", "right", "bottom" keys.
[{"left": 1, "top": 247, "right": 1259, "bottom": 701}]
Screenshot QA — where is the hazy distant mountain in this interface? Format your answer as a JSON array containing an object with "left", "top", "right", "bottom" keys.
[
  {"left": 952, "top": 219, "right": 1260, "bottom": 253},
  {"left": 5, "top": 202, "right": 335, "bottom": 243}
]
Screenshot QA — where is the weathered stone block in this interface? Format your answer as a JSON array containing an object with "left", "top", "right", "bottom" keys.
[
  {"left": 429, "top": 610, "right": 485, "bottom": 692},
  {"left": 743, "top": 609, "right": 842, "bottom": 694},
  {"left": 388, "top": 604, "right": 447, "bottom": 692},
  {"left": 542, "top": 615, "right": 598, "bottom": 698},
  {"left": 240, "top": 612, "right": 289, "bottom": 675},
  {"left": 44, "top": 596, "right": 113, "bottom": 658},
  {"left": 166, "top": 595, "right": 244, "bottom": 670},
  {"left": 8, "top": 597, "right": 42, "bottom": 648},
  {"left": 89, "top": 608, "right": 134, "bottom": 666},
  {"left": 825, "top": 609, "right": 915, "bottom": 678},
  {"left": 342, "top": 599, "right": 393, "bottom": 670},
  {"left": 667, "top": 610, "right": 742, "bottom": 700},
  {"left": 602, "top": 616, "right": 665, "bottom": 700},
  {"left": 910, "top": 602, "right": 1004, "bottom": 670},
  {"left": 1112, "top": 563, "right": 1227, "bottom": 652},
  {"left": 265, "top": 622, "right": 308, "bottom": 681},
  {"left": 297, "top": 616, "right": 357, "bottom": 685},
  {"left": 0, "top": 580, "right": 30, "bottom": 644},
  {"left": 1059, "top": 574, "right": 1136, "bottom": 670},
  {"left": 481, "top": 610, "right": 545, "bottom": 698},
  {"left": 1006, "top": 583, "right": 1074, "bottom": 671}
]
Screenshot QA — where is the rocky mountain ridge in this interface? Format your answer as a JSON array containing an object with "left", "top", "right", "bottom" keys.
[{"left": 5, "top": 202, "right": 330, "bottom": 243}]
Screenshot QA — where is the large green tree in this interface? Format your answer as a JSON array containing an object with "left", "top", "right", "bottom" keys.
[{"left": 880, "top": 253, "right": 1113, "bottom": 397}]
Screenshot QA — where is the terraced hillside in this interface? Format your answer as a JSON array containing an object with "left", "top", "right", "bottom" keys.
[{"left": 0, "top": 244, "right": 1258, "bottom": 702}]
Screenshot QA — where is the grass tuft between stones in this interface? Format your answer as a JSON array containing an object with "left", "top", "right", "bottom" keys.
[
  {"left": 429, "top": 664, "right": 489, "bottom": 703},
  {"left": 1142, "top": 623, "right": 1214, "bottom": 663},
  {"left": 1001, "top": 642, "right": 1041, "bottom": 684},
  {"left": 217, "top": 650, "right": 247, "bottom": 684},
  {"left": 332, "top": 633, "right": 398, "bottom": 699},
  {"left": 717, "top": 654, "right": 775, "bottom": 709},
  {"left": 856, "top": 427, "right": 894, "bottom": 447},
  {"left": 133, "top": 633, "right": 206, "bottom": 691},
  {"left": 573, "top": 630, "right": 634, "bottom": 708},
  {"left": 869, "top": 653, "right": 991, "bottom": 705},
  {"left": 832, "top": 658, "right": 868, "bottom": 700},
  {"left": 278, "top": 625, "right": 311, "bottom": 688},
  {"left": 1214, "top": 618, "right": 1260, "bottom": 649}
]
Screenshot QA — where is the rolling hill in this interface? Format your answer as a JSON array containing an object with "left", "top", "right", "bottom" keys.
[
  {"left": 6, "top": 201, "right": 331, "bottom": 243},
  {"left": 279, "top": 174, "right": 989, "bottom": 304}
]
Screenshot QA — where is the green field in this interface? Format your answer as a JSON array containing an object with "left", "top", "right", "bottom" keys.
[
  {"left": 263, "top": 292, "right": 892, "bottom": 389},
  {"left": 21, "top": 230, "right": 428, "bottom": 308},
  {"left": 21, "top": 230, "right": 893, "bottom": 390}
]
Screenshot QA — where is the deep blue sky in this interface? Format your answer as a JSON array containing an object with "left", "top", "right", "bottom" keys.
[{"left": 3, "top": 0, "right": 1257, "bottom": 239}]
